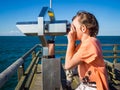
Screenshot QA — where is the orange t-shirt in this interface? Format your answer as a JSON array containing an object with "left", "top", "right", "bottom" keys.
[{"left": 77, "top": 37, "right": 109, "bottom": 90}]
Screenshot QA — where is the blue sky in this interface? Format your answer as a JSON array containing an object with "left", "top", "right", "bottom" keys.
[{"left": 0, "top": 0, "right": 120, "bottom": 36}]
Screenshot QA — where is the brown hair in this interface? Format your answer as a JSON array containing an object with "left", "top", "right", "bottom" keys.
[{"left": 73, "top": 11, "right": 99, "bottom": 37}]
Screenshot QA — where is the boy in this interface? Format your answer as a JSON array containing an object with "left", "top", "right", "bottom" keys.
[{"left": 65, "top": 11, "right": 109, "bottom": 90}]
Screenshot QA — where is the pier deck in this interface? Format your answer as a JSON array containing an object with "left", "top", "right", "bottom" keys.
[
  {"left": 30, "top": 64, "right": 80, "bottom": 90},
  {"left": 26, "top": 63, "right": 120, "bottom": 90},
  {"left": 30, "top": 64, "right": 42, "bottom": 90}
]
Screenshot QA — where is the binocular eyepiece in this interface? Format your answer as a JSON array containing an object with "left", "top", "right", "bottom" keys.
[
  {"left": 44, "top": 21, "right": 70, "bottom": 35},
  {"left": 67, "top": 23, "right": 71, "bottom": 33}
]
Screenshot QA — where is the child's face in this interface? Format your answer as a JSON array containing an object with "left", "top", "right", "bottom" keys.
[{"left": 72, "top": 17, "right": 81, "bottom": 30}]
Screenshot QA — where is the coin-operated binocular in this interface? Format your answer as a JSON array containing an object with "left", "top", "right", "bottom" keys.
[
  {"left": 16, "top": 7, "right": 70, "bottom": 58},
  {"left": 16, "top": 7, "right": 70, "bottom": 89}
]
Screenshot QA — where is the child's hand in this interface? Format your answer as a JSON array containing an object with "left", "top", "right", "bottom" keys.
[{"left": 67, "top": 24, "right": 77, "bottom": 43}]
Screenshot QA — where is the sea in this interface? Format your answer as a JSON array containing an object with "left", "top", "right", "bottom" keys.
[{"left": 0, "top": 36, "right": 120, "bottom": 90}]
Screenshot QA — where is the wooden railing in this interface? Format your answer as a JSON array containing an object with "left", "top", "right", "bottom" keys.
[
  {"left": 0, "top": 44, "right": 42, "bottom": 89},
  {"left": 102, "top": 44, "right": 120, "bottom": 88}
]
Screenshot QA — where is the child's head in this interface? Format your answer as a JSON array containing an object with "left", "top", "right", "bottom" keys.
[{"left": 72, "top": 11, "right": 99, "bottom": 37}]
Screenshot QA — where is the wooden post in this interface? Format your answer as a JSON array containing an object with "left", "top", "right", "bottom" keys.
[
  {"left": 113, "top": 44, "right": 117, "bottom": 64},
  {"left": 112, "top": 44, "right": 117, "bottom": 79},
  {"left": 17, "top": 64, "right": 24, "bottom": 81},
  {"left": 32, "top": 51, "right": 36, "bottom": 59}
]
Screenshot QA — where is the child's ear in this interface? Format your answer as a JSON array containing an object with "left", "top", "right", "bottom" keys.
[{"left": 81, "top": 24, "right": 86, "bottom": 32}]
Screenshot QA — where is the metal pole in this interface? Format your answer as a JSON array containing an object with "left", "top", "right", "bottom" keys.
[
  {"left": 48, "top": 40, "right": 55, "bottom": 58},
  {"left": 50, "top": 0, "right": 52, "bottom": 8}
]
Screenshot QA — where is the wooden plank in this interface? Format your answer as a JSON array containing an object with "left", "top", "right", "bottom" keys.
[
  {"left": 29, "top": 64, "right": 42, "bottom": 90},
  {"left": 114, "top": 63, "right": 120, "bottom": 70},
  {"left": 25, "top": 57, "right": 40, "bottom": 89},
  {"left": 15, "top": 76, "right": 26, "bottom": 90}
]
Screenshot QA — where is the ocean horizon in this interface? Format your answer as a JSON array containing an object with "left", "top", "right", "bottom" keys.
[{"left": 0, "top": 36, "right": 120, "bottom": 90}]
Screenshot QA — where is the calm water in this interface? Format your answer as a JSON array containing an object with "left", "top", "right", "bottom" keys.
[{"left": 0, "top": 36, "right": 120, "bottom": 90}]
